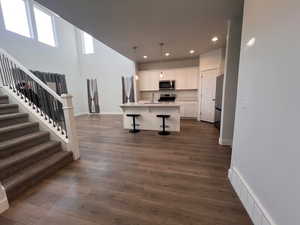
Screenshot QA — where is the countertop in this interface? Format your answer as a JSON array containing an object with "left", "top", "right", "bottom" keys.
[{"left": 120, "top": 103, "right": 180, "bottom": 108}]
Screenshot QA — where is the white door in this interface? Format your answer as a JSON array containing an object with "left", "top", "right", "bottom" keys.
[{"left": 200, "top": 69, "right": 218, "bottom": 122}]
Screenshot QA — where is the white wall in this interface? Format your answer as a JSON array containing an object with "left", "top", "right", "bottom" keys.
[
  {"left": 231, "top": 0, "right": 300, "bottom": 225},
  {"left": 0, "top": 3, "right": 86, "bottom": 115},
  {"left": 76, "top": 31, "right": 136, "bottom": 114},
  {"left": 0, "top": 0, "right": 135, "bottom": 115},
  {"left": 219, "top": 17, "right": 242, "bottom": 146}
]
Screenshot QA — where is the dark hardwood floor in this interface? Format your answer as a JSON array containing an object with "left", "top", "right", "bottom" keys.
[{"left": 0, "top": 115, "right": 253, "bottom": 225}]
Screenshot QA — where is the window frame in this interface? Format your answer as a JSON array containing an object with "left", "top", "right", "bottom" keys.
[
  {"left": 82, "top": 31, "right": 95, "bottom": 55},
  {"left": 33, "top": 3, "right": 57, "bottom": 47},
  {"left": 0, "top": 0, "right": 33, "bottom": 38}
]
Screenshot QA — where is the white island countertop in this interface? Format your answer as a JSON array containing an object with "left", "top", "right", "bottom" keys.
[
  {"left": 120, "top": 103, "right": 180, "bottom": 108},
  {"left": 120, "top": 102, "right": 181, "bottom": 132}
]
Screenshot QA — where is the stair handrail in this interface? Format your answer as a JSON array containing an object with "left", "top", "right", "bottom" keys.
[
  {"left": 0, "top": 48, "right": 63, "bottom": 103},
  {"left": 0, "top": 48, "right": 80, "bottom": 160}
]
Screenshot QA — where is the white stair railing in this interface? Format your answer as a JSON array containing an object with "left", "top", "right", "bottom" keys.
[{"left": 0, "top": 48, "right": 79, "bottom": 160}]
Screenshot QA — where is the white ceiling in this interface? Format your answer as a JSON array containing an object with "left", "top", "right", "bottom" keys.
[{"left": 35, "top": 0, "right": 244, "bottom": 63}]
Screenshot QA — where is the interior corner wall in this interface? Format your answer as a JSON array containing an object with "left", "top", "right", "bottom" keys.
[
  {"left": 0, "top": 11, "right": 86, "bottom": 115},
  {"left": 231, "top": 0, "right": 300, "bottom": 225},
  {"left": 76, "top": 30, "right": 136, "bottom": 114},
  {"left": 219, "top": 17, "right": 242, "bottom": 146}
]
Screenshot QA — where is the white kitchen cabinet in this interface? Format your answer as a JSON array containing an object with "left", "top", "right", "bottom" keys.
[
  {"left": 172, "top": 67, "right": 198, "bottom": 90},
  {"left": 177, "top": 101, "right": 198, "bottom": 118},
  {"left": 139, "top": 70, "right": 159, "bottom": 91},
  {"left": 162, "top": 69, "right": 175, "bottom": 81},
  {"left": 138, "top": 67, "right": 198, "bottom": 91},
  {"left": 184, "top": 102, "right": 198, "bottom": 118},
  {"left": 179, "top": 103, "right": 185, "bottom": 117},
  {"left": 176, "top": 67, "right": 198, "bottom": 90},
  {"left": 186, "top": 67, "right": 199, "bottom": 90}
]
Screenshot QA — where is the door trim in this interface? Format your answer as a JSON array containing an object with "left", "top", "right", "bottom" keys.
[{"left": 198, "top": 67, "right": 220, "bottom": 122}]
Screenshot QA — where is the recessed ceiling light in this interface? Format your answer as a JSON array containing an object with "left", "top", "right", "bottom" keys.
[
  {"left": 246, "top": 38, "right": 256, "bottom": 47},
  {"left": 165, "top": 52, "right": 170, "bottom": 57},
  {"left": 212, "top": 36, "right": 219, "bottom": 42},
  {"left": 189, "top": 50, "right": 195, "bottom": 54},
  {"left": 143, "top": 55, "right": 148, "bottom": 59}
]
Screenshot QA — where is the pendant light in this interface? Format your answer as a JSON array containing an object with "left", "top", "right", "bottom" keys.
[
  {"left": 159, "top": 43, "right": 164, "bottom": 79},
  {"left": 133, "top": 46, "right": 139, "bottom": 80}
]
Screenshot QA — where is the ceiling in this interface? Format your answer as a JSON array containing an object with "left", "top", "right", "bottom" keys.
[{"left": 35, "top": 0, "right": 244, "bottom": 63}]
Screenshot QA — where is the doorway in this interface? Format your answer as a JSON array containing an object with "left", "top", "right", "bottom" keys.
[{"left": 199, "top": 68, "right": 219, "bottom": 123}]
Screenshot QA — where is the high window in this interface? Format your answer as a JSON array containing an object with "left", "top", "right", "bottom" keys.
[
  {"left": 33, "top": 5, "right": 56, "bottom": 47},
  {"left": 0, "top": 0, "right": 31, "bottom": 38},
  {"left": 82, "top": 31, "right": 94, "bottom": 54}
]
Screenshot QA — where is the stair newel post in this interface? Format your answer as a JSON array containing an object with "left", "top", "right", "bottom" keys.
[
  {"left": 61, "top": 94, "right": 80, "bottom": 160},
  {"left": 0, "top": 182, "right": 9, "bottom": 213}
]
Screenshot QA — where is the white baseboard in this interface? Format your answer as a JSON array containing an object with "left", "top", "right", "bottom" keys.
[
  {"left": 75, "top": 112, "right": 90, "bottom": 117},
  {"left": 75, "top": 112, "right": 122, "bottom": 117},
  {"left": 219, "top": 137, "right": 232, "bottom": 146},
  {"left": 75, "top": 112, "right": 123, "bottom": 117},
  {"left": 228, "top": 167, "right": 277, "bottom": 225},
  {"left": 100, "top": 112, "right": 122, "bottom": 115},
  {"left": 0, "top": 184, "right": 9, "bottom": 214}
]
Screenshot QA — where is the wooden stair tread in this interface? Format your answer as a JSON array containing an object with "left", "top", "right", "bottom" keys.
[
  {"left": 0, "top": 104, "right": 18, "bottom": 109},
  {"left": 0, "top": 95, "right": 9, "bottom": 104},
  {"left": 0, "top": 103, "right": 19, "bottom": 115},
  {"left": 0, "top": 131, "right": 49, "bottom": 151},
  {"left": 0, "top": 122, "right": 38, "bottom": 134},
  {"left": 0, "top": 113, "right": 28, "bottom": 121},
  {"left": 0, "top": 95, "right": 74, "bottom": 202},
  {"left": 0, "top": 140, "right": 60, "bottom": 171},
  {"left": 2, "top": 151, "right": 73, "bottom": 199}
]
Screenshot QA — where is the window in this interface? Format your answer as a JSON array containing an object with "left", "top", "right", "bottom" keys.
[
  {"left": 82, "top": 31, "right": 94, "bottom": 54},
  {"left": 0, "top": 0, "right": 31, "bottom": 37},
  {"left": 33, "top": 5, "right": 56, "bottom": 47}
]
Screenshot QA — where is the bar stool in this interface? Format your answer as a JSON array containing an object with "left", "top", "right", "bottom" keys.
[
  {"left": 126, "top": 114, "right": 140, "bottom": 133},
  {"left": 157, "top": 114, "right": 170, "bottom": 135}
]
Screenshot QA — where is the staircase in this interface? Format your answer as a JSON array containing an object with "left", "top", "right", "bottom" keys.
[{"left": 0, "top": 95, "right": 73, "bottom": 201}]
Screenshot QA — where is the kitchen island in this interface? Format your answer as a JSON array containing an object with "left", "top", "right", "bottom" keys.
[{"left": 120, "top": 103, "right": 180, "bottom": 132}]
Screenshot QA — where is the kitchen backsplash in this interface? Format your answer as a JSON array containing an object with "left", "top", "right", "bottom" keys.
[{"left": 139, "top": 90, "right": 198, "bottom": 102}]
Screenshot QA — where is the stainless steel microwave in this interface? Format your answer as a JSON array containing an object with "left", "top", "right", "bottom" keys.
[{"left": 159, "top": 80, "right": 176, "bottom": 90}]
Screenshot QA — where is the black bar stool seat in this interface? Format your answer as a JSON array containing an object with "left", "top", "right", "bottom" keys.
[
  {"left": 126, "top": 114, "right": 140, "bottom": 133},
  {"left": 157, "top": 114, "right": 170, "bottom": 135}
]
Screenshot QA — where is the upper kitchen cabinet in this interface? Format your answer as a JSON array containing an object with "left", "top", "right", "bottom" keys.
[
  {"left": 161, "top": 69, "right": 176, "bottom": 81},
  {"left": 138, "top": 67, "right": 198, "bottom": 91},
  {"left": 175, "top": 67, "right": 198, "bottom": 90},
  {"left": 139, "top": 70, "right": 160, "bottom": 91}
]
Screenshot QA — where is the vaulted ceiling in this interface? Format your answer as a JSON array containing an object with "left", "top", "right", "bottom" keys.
[{"left": 35, "top": 0, "right": 244, "bottom": 62}]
